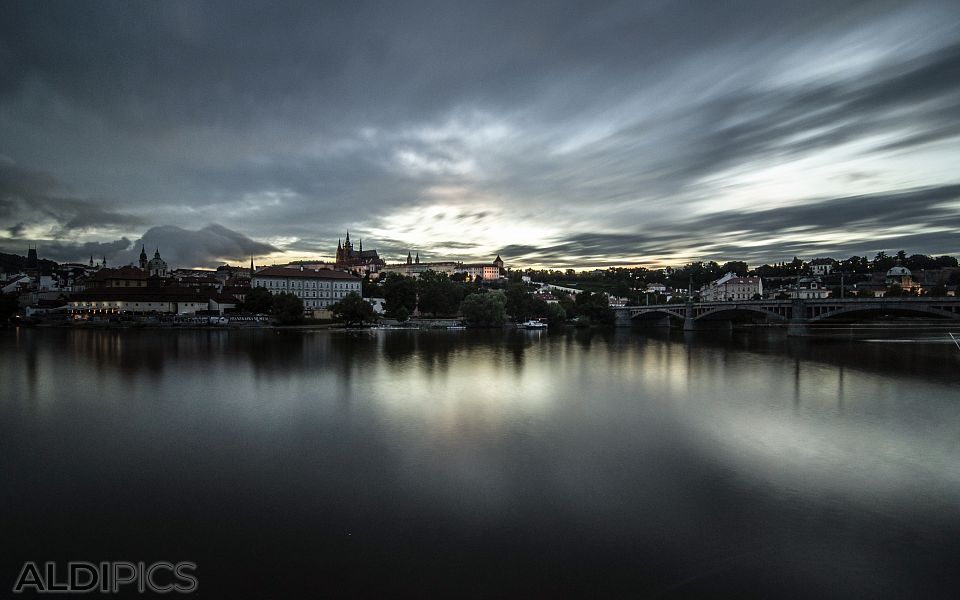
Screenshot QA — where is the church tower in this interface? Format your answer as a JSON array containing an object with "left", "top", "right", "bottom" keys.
[
  {"left": 407, "top": 251, "right": 412, "bottom": 265},
  {"left": 139, "top": 245, "right": 148, "bottom": 270}
]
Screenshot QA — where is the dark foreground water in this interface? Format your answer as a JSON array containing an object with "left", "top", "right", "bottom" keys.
[{"left": 2, "top": 327, "right": 959, "bottom": 598}]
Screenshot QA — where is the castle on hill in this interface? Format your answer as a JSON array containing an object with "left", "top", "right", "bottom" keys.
[{"left": 335, "top": 231, "right": 385, "bottom": 275}]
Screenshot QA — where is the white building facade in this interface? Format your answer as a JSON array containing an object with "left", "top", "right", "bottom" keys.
[
  {"left": 787, "top": 277, "right": 830, "bottom": 299},
  {"left": 810, "top": 258, "right": 834, "bottom": 276},
  {"left": 252, "top": 266, "right": 362, "bottom": 310},
  {"left": 701, "top": 273, "right": 763, "bottom": 301}
]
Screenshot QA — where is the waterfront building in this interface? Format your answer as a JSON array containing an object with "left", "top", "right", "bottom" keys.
[
  {"left": 787, "top": 276, "right": 830, "bottom": 299},
  {"left": 457, "top": 257, "right": 505, "bottom": 282},
  {"left": 176, "top": 274, "right": 223, "bottom": 292},
  {"left": 69, "top": 287, "right": 233, "bottom": 316},
  {"left": 645, "top": 283, "right": 667, "bottom": 294},
  {"left": 252, "top": 265, "right": 362, "bottom": 310},
  {"left": 700, "top": 273, "right": 763, "bottom": 301},
  {"left": 83, "top": 266, "right": 148, "bottom": 289},
  {"left": 885, "top": 262, "right": 921, "bottom": 293},
  {"left": 606, "top": 294, "right": 628, "bottom": 307},
  {"left": 810, "top": 258, "right": 835, "bottom": 276}
]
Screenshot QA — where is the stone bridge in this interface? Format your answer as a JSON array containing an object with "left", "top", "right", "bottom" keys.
[{"left": 613, "top": 298, "right": 960, "bottom": 335}]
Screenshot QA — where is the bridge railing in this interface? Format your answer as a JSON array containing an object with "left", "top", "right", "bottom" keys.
[{"left": 619, "top": 297, "right": 959, "bottom": 310}]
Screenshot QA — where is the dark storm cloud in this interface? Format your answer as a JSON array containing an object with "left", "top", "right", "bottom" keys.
[
  {"left": 1, "top": 0, "right": 959, "bottom": 266},
  {"left": 502, "top": 185, "right": 960, "bottom": 267},
  {"left": 124, "top": 225, "right": 279, "bottom": 268},
  {"left": 0, "top": 162, "right": 144, "bottom": 234},
  {"left": 0, "top": 222, "right": 277, "bottom": 266},
  {"left": 487, "top": 39, "right": 960, "bottom": 210},
  {"left": 687, "top": 185, "right": 960, "bottom": 234},
  {"left": 9, "top": 238, "right": 135, "bottom": 264}
]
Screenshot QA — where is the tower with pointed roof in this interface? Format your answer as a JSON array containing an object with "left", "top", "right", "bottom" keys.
[
  {"left": 146, "top": 248, "right": 168, "bottom": 278},
  {"left": 139, "top": 245, "right": 148, "bottom": 270},
  {"left": 335, "top": 229, "right": 384, "bottom": 274}
]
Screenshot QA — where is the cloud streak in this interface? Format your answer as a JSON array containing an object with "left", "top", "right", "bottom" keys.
[{"left": 1, "top": 1, "right": 959, "bottom": 267}]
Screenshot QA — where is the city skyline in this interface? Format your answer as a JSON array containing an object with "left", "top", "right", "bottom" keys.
[{"left": 2, "top": 1, "right": 960, "bottom": 269}]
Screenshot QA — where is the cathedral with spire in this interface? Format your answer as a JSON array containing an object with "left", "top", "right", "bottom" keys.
[
  {"left": 138, "top": 245, "right": 169, "bottom": 278},
  {"left": 335, "top": 231, "right": 385, "bottom": 275}
]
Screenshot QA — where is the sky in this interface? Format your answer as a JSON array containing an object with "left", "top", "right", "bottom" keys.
[{"left": 1, "top": 0, "right": 959, "bottom": 269}]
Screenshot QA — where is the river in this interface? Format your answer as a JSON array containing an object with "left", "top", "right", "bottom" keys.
[{"left": 1, "top": 327, "right": 958, "bottom": 598}]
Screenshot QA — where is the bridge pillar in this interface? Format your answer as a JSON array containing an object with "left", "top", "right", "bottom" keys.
[
  {"left": 614, "top": 309, "right": 634, "bottom": 327},
  {"left": 787, "top": 299, "right": 809, "bottom": 336},
  {"left": 787, "top": 318, "right": 810, "bottom": 336}
]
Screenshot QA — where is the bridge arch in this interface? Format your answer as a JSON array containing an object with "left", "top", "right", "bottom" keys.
[
  {"left": 694, "top": 305, "right": 789, "bottom": 322},
  {"left": 809, "top": 304, "right": 960, "bottom": 322},
  {"left": 628, "top": 307, "right": 686, "bottom": 321}
]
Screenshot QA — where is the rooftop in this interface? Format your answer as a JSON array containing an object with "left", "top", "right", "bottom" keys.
[{"left": 254, "top": 266, "right": 361, "bottom": 280}]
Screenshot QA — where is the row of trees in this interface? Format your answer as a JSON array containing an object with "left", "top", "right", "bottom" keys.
[
  {"left": 516, "top": 251, "right": 959, "bottom": 299},
  {"left": 242, "top": 287, "right": 305, "bottom": 325},
  {"left": 331, "top": 273, "right": 617, "bottom": 328},
  {"left": 457, "top": 285, "right": 614, "bottom": 327},
  {"left": 379, "top": 271, "right": 488, "bottom": 320}
]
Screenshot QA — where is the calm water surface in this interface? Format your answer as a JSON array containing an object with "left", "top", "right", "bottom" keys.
[{"left": 2, "top": 327, "right": 959, "bottom": 598}]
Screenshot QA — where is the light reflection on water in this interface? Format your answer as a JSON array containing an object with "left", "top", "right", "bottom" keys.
[{"left": 1, "top": 327, "right": 959, "bottom": 598}]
